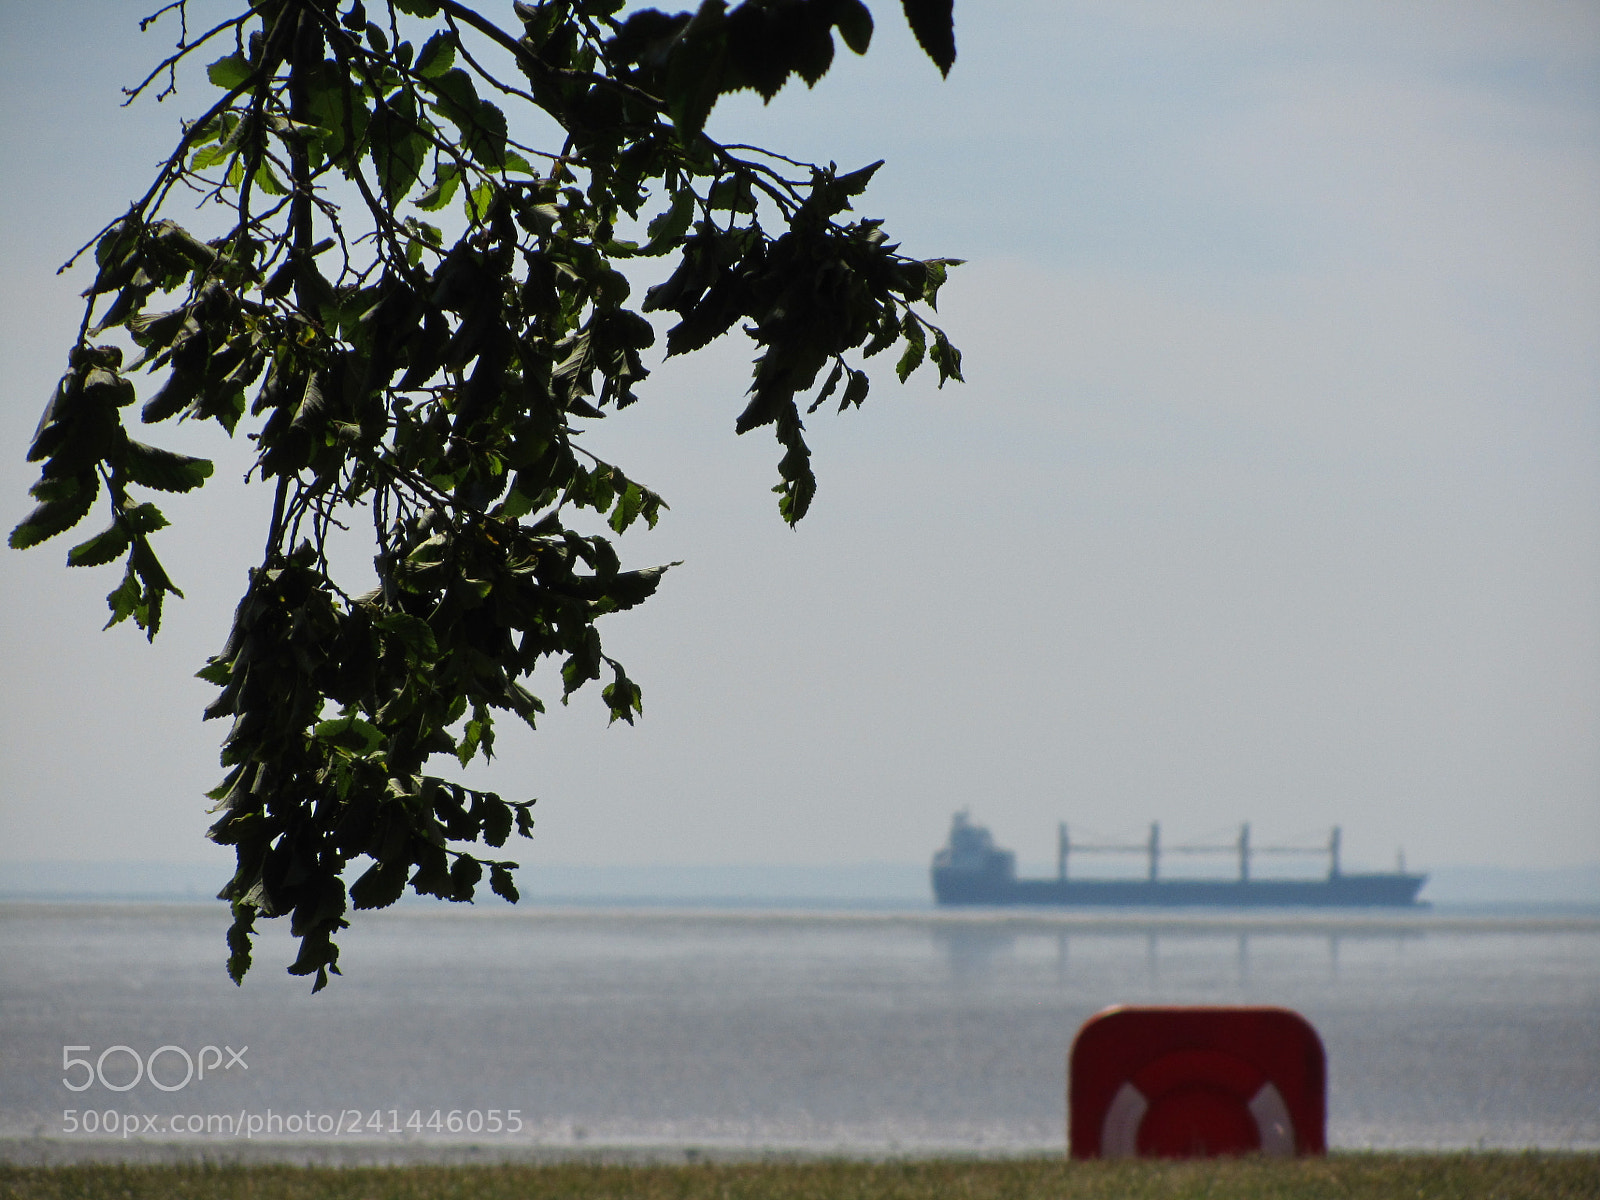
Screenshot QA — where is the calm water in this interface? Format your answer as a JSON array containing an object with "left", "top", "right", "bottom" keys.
[{"left": 1, "top": 904, "right": 1597, "bottom": 1157}]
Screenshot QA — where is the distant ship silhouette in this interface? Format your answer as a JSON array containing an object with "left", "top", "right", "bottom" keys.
[{"left": 931, "top": 812, "right": 1427, "bottom": 907}]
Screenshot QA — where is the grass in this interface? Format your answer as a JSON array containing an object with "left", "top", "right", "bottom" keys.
[{"left": 2, "top": 1155, "right": 1598, "bottom": 1200}]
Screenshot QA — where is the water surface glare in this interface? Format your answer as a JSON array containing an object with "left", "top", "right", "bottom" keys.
[{"left": 2, "top": 904, "right": 1596, "bottom": 1155}]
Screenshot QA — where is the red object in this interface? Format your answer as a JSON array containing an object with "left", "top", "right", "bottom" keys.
[{"left": 1068, "top": 1006, "right": 1326, "bottom": 1159}]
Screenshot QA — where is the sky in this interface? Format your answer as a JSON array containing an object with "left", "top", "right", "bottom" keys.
[{"left": 1, "top": 0, "right": 1597, "bottom": 878}]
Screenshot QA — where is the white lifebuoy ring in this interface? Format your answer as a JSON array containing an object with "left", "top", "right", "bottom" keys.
[{"left": 1101, "top": 1079, "right": 1295, "bottom": 1158}]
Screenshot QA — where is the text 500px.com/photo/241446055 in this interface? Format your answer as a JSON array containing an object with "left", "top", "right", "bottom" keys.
[{"left": 60, "top": 1108, "right": 528, "bottom": 1139}]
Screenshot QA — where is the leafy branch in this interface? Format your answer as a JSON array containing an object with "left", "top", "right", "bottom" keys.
[{"left": 13, "top": 0, "right": 961, "bottom": 990}]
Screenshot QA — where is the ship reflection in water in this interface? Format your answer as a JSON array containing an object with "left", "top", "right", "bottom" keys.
[
  {"left": 932, "top": 812, "right": 1428, "bottom": 907},
  {"left": 929, "top": 918, "right": 1422, "bottom": 987}
]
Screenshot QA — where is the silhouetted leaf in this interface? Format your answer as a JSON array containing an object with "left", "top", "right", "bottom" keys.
[
  {"left": 489, "top": 864, "right": 519, "bottom": 902},
  {"left": 901, "top": 0, "right": 956, "bottom": 75},
  {"left": 350, "top": 860, "right": 409, "bottom": 910},
  {"left": 835, "top": 0, "right": 873, "bottom": 54}
]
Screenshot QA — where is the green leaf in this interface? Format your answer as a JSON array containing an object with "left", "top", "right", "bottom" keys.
[
  {"left": 499, "top": 486, "right": 536, "bottom": 520},
  {"left": 206, "top": 53, "right": 253, "bottom": 91},
  {"left": 141, "top": 368, "right": 201, "bottom": 424},
  {"left": 473, "top": 99, "right": 510, "bottom": 166},
  {"left": 392, "top": 0, "right": 440, "bottom": 15},
  {"left": 9, "top": 474, "right": 98, "bottom": 550},
  {"left": 184, "top": 114, "right": 227, "bottom": 150},
  {"left": 66, "top": 521, "right": 132, "bottom": 568},
  {"left": 291, "top": 372, "right": 328, "bottom": 430},
  {"left": 642, "top": 189, "right": 695, "bottom": 256},
  {"left": 122, "top": 502, "right": 170, "bottom": 535},
  {"left": 413, "top": 163, "right": 461, "bottom": 212},
  {"left": 191, "top": 143, "right": 232, "bottom": 171},
  {"left": 104, "top": 537, "right": 177, "bottom": 640},
  {"left": 377, "top": 611, "right": 438, "bottom": 662},
  {"left": 203, "top": 764, "right": 245, "bottom": 805},
  {"left": 414, "top": 31, "right": 457, "bottom": 79},
  {"left": 93, "top": 219, "right": 140, "bottom": 270},
  {"left": 122, "top": 440, "right": 214, "bottom": 493},
  {"left": 921, "top": 257, "right": 962, "bottom": 309},
  {"left": 861, "top": 311, "right": 900, "bottom": 358},
  {"left": 368, "top": 90, "right": 427, "bottom": 208},
  {"left": 314, "top": 715, "right": 385, "bottom": 755},
  {"left": 104, "top": 565, "right": 142, "bottom": 630},
  {"left": 253, "top": 160, "right": 289, "bottom": 196},
  {"left": 305, "top": 66, "right": 369, "bottom": 165},
  {"left": 130, "top": 535, "right": 179, "bottom": 597},
  {"left": 402, "top": 217, "right": 443, "bottom": 249},
  {"left": 456, "top": 718, "right": 483, "bottom": 767},
  {"left": 425, "top": 69, "right": 507, "bottom": 168},
  {"left": 601, "top": 661, "right": 642, "bottom": 725},
  {"left": 930, "top": 331, "right": 963, "bottom": 387},
  {"left": 895, "top": 316, "right": 926, "bottom": 382},
  {"left": 195, "top": 659, "right": 232, "bottom": 686},
  {"left": 608, "top": 481, "right": 644, "bottom": 533},
  {"left": 561, "top": 627, "right": 603, "bottom": 697},
  {"left": 468, "top": 180, "right": 495, "bottom": 222}
]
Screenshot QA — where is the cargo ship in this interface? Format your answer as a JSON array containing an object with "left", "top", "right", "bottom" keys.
[{"left": 931, "top": 812, "right": 1427, "bottom": 907}]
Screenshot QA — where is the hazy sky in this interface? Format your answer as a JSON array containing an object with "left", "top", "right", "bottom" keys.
[{"left": 2, "top": 1, "right": 1596, "bottom": 875}]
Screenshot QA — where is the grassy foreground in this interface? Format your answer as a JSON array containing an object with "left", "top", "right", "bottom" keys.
[{"left": 2, "top": 1155, "right": 1598, "bottom": 1200}]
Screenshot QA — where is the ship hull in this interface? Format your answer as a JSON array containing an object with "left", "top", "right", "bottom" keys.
[{"left": 932, "top": 870, "right": 1427, "bottom": 907}]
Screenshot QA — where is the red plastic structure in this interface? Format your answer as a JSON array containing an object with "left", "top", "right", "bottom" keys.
[{"left": 1068, "top": 1006, "right": 1326, "bottom": 1159}]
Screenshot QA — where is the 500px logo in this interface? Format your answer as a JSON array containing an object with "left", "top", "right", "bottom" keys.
[{"left": 62, "top": 1045, "right": 248, "bottom": 1093}]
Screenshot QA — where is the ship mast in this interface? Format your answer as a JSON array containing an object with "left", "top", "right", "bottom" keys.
[{"left": 1050, "top": 821, "right": 1375, "bottom": 887}]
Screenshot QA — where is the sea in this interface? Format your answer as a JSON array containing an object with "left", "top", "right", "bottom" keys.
[{"left": 1, "top": 902, "right": 1597, "bottom": 1162}]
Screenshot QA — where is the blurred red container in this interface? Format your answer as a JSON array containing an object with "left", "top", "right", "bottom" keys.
[{"left": 1068, "top": 1005, "right": 1326, "bottom": 1158}]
